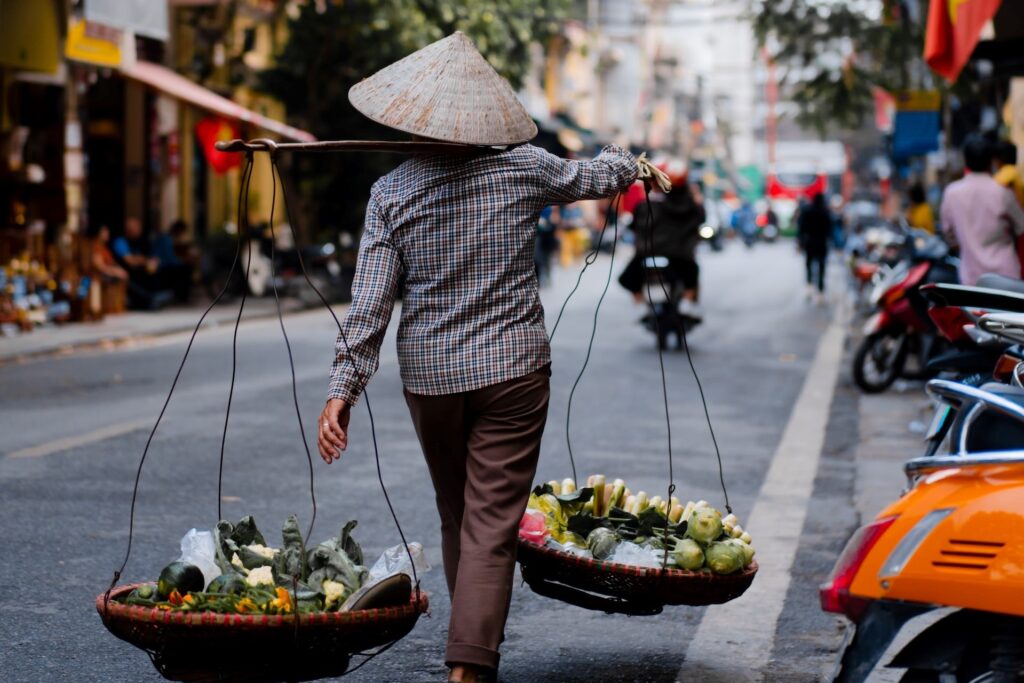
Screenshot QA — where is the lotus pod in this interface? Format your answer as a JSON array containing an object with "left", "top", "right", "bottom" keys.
[
  {"left": 686, "top": 507, "right": 723, "bottom": 544},
  {"left": 672, "top": 538, "right": 705, "bottom": 570},
  {"left": 705, "top": 541, "right": 745, "bottom": 574},
  {"left": 722, "top": 538, "right": 755, "bottom": 568}
]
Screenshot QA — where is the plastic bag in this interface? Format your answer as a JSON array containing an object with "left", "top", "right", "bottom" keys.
[
  {"left": 339, "top": 542, "right": 431, "bottom": 611},
  {"left": 178, "top": 529, "right": 220, "bottom": 589},
  {"left": 607, "top": 541, "right": 662, "bottom": 568}
]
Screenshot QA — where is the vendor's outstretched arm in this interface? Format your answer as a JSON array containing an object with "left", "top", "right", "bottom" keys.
[
  {"left": 320, "top": 193, "right": 401, "bottom": 461},
  {"left": 535, "top": 145, "right": 638, "bottom": 204}
]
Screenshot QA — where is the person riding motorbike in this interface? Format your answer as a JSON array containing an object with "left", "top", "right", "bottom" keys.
[{"left": 618, "top": 158, "right": 706, "bottom": 319}]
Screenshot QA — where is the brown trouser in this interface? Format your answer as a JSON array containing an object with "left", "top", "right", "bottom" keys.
[{"left": 404, "top": 364, "right": 551, "bottom": 671}]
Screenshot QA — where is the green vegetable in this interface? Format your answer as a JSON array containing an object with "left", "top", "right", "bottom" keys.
[
  {"left": 157, "top": 561, "right": 204, "bottom": 599},
  {"left": 207, "top": 574, "right": 247, "bottom": 595},
  {"left": 672, "top": 538, "right": 705, "bottom": 570},
  {"left": 587, "top": 527, "right": 618, "bottom": 560},
  {"left": 305, "top": 521, "right": 368, "bottom": 595},
  {"left": 704, "top": 541, "right": 745, "bottom": 574},
  {"left": 272, "top": 515, "right": 306, "bottom": 582},
  {"left": 686, "top": 507, "right": 723, "bottom": 544},
  {"left": 136, "top": 583, "right": 155, "bottom": 599}
]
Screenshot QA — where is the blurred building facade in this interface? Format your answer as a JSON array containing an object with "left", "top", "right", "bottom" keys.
[
  {"left": 0, "top": 0, "right": 310, "bottom": 324},
  {"left": 1, "top": 0, "right": 311, "bottom": 272}
]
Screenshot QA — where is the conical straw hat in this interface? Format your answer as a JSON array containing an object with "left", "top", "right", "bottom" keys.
[{"left": 348, "top": 32, "right": 538, "bottom": 146}]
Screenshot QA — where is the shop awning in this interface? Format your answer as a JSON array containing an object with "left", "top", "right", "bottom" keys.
[{"left": 121, "top": 60, "right": 316, "bottom": 142}]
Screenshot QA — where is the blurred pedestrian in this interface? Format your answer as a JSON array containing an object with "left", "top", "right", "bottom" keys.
[
  {"left": 905, "top": 183, "right": 935, "bottom": 234},
  {"left": 994, "top": 140, "right": 1024, "bottom": 208},
  {"left": 316, "top": 33, "right": 645, "bottom": 683},
  {"left": 91, "top": 225, "right": 129, "bottom": 283},
  {"left": 733, "top": 201, "right": 757, "bottom": 247},
  {"left": 153, "top": 219, "right": 193, "bottom": 302},
  {"left": 798, "top": 193, "right": 832, "bottom": 303},
  {"left": 534, "top": 205, "right": 558, "bottom": 287},
  {"left": 112, "top": 218, "right": 173, "bottom": 310},
  {"left": 941, "top": 135, "right": 1024, "bottom": 285}
]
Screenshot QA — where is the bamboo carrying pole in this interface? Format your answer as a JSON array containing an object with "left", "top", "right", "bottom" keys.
[{"left": 213, "top": 138, "right": 505, "bottom": 155}]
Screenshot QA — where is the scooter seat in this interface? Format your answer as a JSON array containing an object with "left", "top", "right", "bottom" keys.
[
  {"left": 920, "top": 283, "right": 1024, "bottom": 313},
  {"left": 977, "top": 273, "right": 1024, "bottom": 296}
]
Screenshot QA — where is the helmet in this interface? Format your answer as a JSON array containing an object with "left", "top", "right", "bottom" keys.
[{"left": 655, "top": 157, "right": 688, "bottom": 190}]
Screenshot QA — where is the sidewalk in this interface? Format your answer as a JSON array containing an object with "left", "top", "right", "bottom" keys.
[
  {"left": 0, "top": 296, "right": 307, "bottom": 364},
  {"left": 853, "top": 382, "right": 933, "bottom": 521}
]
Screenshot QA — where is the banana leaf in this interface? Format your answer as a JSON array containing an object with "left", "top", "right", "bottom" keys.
[
  {"left": 634, "top": 507, "right": 687, "bottom": 540},
  {"left": 533, "top": 483, "right": 594, "bottom": 505}
]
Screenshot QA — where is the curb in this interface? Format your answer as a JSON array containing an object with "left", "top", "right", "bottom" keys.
[{"left": 0, "top": 300, "right": 323, "bottom": 366}]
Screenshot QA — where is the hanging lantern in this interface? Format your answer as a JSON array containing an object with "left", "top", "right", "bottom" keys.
[{"left": 195, "top": 117, "right": 242, "bottom": 174}]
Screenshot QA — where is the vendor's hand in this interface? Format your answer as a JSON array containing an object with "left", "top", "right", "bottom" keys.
[{"left": 318, "top": 399, "right": 350, "bottom": 464}]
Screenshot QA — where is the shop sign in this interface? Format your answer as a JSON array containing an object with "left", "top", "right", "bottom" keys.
[
  {"left": 86, "top": 0, "right": 168, "bottom": 42},
  {"left": 892, "top": 90, "right": 941, "bottom": 160},
  {"left": 65, "top": 19, "right": 122, "bottom": 69},
  {"left": 0, "top": 0, "right": 61, "bottom": 73}
]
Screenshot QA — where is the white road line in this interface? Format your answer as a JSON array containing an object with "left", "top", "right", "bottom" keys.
[
  {"left": 4, "top": 418, "right": 152, "bottom": 459},
  {"left": 677, "top": 303, "right": 848, "bottom": 682}
]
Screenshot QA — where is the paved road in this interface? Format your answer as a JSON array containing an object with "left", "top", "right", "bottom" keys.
[{"left": 0, "top": 240, "right": 855, "bottom": 682}]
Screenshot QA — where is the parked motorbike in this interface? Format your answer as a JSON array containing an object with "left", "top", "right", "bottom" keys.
[
  {"left": 852, "top": 230, "right": 959, "bottom": 393},
  {"left": 200, "top": 229, "right": 352, "bottom": 303},
  {"left": 824, "top": 302, "right": 1024, "bottom": 681},
  {"left": 822, "top": 447, "right": 1024, "bottom": 682},
  {"left": 639, "top": 256, "right": 700, "bottom": 351},
  {"left": 917, "top": 282, "right": 1024, "bottom": 456}
]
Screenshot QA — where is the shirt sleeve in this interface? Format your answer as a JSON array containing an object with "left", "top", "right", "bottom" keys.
[
  {"left": 111, "top": 237, "right": 130, "bottom": 259},
  {"left": 534, "top": 145, "right": 638, "bottom": 204},
  {"left": 328, "top": 192, "right": 402, "bottom": 404},
  {"left": 940, "top": 194, "right": 957, "bottom": 247},
  {"left": 1004, "top": 187, "right": 1024, "bottom": 237}
]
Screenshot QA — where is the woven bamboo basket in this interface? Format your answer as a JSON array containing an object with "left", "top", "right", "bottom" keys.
[
  {"left": 96, "top": 584, "right": 429, "bottom": 682},
  {"left": 517, "top": 539, "right": 757, "bottom": 616}
]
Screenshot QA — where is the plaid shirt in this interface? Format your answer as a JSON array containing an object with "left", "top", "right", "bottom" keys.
[{"left": 328, "top": 144, "right": 637, "bottom": 403}]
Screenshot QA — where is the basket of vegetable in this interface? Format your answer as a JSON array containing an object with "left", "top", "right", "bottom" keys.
[
  {"left": 516, "top": 476, "right": 757, "bottom": 615},
  {"left": 97, "top": 516, "right": 429, "bottom": 682}
]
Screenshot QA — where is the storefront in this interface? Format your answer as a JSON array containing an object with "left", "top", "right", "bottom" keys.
[{"left": 1, "top": 2, "right": 313, "bottom": 335}]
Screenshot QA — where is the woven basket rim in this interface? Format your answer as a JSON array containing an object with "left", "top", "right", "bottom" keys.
[
  {"left": 97, "top": 583, "right": 429, "bottom": 628},
  {"left": 517, "top": 538, "right": 758, "bottom": 583}
]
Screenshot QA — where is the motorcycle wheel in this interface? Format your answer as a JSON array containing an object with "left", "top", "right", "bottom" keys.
[{"left": 853, "top": 331, "right": 908, "bottom": 393}]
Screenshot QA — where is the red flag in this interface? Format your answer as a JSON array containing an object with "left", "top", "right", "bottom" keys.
[
  {"left": 924, "top": 0, "right": 1002, "bottom": 82},
  {"left": 195, "top": 117, "right": 242, "bottom": 174}
]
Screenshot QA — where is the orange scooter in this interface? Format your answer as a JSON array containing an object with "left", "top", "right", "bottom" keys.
[{"left": 821, "top": 383, "right": 1024, "bottom": 681}]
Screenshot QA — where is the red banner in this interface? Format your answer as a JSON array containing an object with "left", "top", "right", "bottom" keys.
[
  {"left": 195, "top": 117, "right": 241, "bottom": 174},
  {"left": 925, "top": 0, "right": 1002, "bottom": 82}
]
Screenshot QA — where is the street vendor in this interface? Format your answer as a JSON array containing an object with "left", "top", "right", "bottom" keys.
[{"left": 317, "top": 32, "right": 651, "bottom": 683}]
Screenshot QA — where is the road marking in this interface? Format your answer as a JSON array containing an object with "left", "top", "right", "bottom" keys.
[
  {"left": 677, "top": 302, "right": 849, "bottom": 682},
  {"left": 5, "top": 418, "right": 152, "bottom": 459}
]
